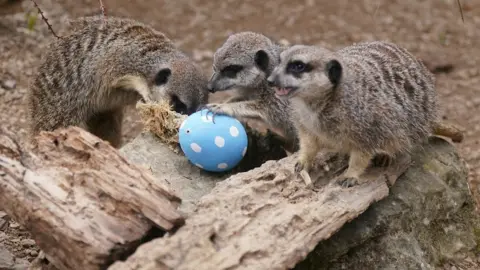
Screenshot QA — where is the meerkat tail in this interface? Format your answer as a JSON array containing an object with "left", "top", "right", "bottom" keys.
[{"left": 433, "top": 121, "right": 464, "bottom": 143}]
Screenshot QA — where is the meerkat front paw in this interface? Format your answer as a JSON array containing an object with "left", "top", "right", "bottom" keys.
[
  {"left": 203, "top": 103, "right": 232, "bottom": 122},
  {"left": 294, "top": 158, "right": 312, "bottom": 174},
  {"left": 336, "top": 176, "right": 359, "bottom": 188},
  {"left": 295, "top": 158, "right": 314, "bottom": 187}
]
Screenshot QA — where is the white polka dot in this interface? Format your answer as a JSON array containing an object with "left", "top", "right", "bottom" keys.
[
  {"left": 242, "top": 146, "right": 247, "bottom": 157},
  {"left": 190, "top": 143, "right": 202, "bottom": 153},
  {"left": 201, "top": 115, "right": 213, "bottom": 122},
  {"left": 179, "top": 120, "right": 186, "bottom": 130},
  {"left": 230, "top": 126, "right": 239, "bottom": 137},
  {"left": 215, "top": 136, "right": 225, "bottom": 147},
  {"left": 217, "top": 163, "right": 228, "bottom": 169},
  {"left": 195, "top": 163, "right": 203, "bottom": 169}
]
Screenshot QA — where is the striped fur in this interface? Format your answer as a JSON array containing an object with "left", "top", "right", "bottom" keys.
[
  {"left": 27, "top": 16, "right": 208, "bottom": 147},
  {"left": 268, "top": 41, "right": 439, "bottom": 186},
  {"left": 205, "top": 32, "right": 298, "bottom": 152}
]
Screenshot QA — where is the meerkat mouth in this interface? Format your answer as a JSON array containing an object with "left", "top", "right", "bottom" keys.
[{"left": 274, "top": 87, "right": 297, "bottom": 97}]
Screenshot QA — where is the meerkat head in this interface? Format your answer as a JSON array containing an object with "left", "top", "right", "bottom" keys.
[
  {"left": 111, "top": 54, "right": 209, "bottom": 115},
  {"left": 267, "top": 45, "right": 343, "bottom": 100},
  {"left": 208, "top": 32, "right": 280, "bottom": 93}
]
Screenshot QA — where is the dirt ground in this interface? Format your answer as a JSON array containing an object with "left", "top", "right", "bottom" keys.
[{"left": 0, "top": 0, "right": 479, "bottom": 269}]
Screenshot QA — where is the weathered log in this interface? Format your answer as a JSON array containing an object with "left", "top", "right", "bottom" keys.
[
  {"left": 0, "top": 127, "right": 183, "bottom": 270},
  {"left": 110, "top": 141, "right": 412, "bottom": 270}
]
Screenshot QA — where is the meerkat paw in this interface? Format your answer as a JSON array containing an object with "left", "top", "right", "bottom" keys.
[
  {"left": 294, "top": 159, "right": 314, "bottom": 187},
  {"left": 371, "top": 153, "right": 393, "bottom": 168},
  {"left": 202, "top": 103, "right": 232, "bottom": 122},
  {"left": 336, "top": 176, "right": 360, "bottom": 188},
  {"left": 294, "top": 158, "right": 312, "bottom": 174}
]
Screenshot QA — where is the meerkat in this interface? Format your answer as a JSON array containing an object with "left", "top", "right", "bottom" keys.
[
  {"left": 204, "top": 31, "right": 299, "bottom": 152},
  {"left": 267, "top": 41, "right": 463, "bottom": 187},
  {"left": 27, "top": 15, "right": 209, "bottom": 148}
]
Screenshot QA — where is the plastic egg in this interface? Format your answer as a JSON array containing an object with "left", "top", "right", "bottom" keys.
[{"left": 178, "top": 109, "right": 248, "bottom": 172}]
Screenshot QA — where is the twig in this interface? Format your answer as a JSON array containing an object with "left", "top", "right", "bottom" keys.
[
  {"left": 29, "top": 0, "right": 60, "bottom": 39},
  {"left": 99, "top": 0, "right": 106, "bottom": 22},
  {"left": 456, "top": 0, "right": 465, "bottom": 23}
]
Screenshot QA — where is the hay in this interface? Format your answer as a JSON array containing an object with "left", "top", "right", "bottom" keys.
[{"left": 136, "top": 100, "right": 185, "bottom": 153}]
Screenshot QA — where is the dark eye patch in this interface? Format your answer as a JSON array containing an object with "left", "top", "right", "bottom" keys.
[
  {"left": 221, "top": 65, "right": 243, "bottom": 78},
  {"left": 286, "top": 60, "right": 312, "bottom": 75},
  {"left": 154, "top": 68, "right": 172, "bottom": 85}
]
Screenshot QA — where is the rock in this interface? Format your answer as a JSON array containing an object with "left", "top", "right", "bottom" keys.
[
  {"left": 0, "top": 211, "right": 6, "bottom": 219},
  {"left": 0, "top": 232, "right": 6, "bottom": 242},
  {"left": 1, "top": 80, "right": 16, "bottom": 90},
  {"left": 295, "top": 137, "right": 479, "bottom": 270},
  {"left": 29, "top": 250, "right": 38, "bottom": 257},
  {"left": 13, "top": 258, "right": 29, "bottom": 270},
  {"left": 20, "top": 239, "right": 35, "bottom": 248},
  {"left": 8, "top": 222, "right": 19, "bottom": 229},
  {"left": 0, "top": 244, "right": 15, "bottom": 269}
]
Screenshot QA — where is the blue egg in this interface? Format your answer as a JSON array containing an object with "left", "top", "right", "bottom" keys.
[{"left": 178, "top": 109, "right": 248, "bottom": 172}]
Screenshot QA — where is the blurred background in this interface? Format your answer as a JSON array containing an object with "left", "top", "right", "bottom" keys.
[{"left": 0, "top": 0, "right": 479, "bottom": 268}]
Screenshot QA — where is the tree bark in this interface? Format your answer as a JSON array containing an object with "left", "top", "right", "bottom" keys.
[
  {"left": 109, "top": 146, "right": 412, "bottom": 270},
  {"left": 0, "top": 127, "right": 183, "bottom": 270}
]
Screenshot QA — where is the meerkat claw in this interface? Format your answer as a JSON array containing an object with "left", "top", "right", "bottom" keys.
[
  {"left": 294, "top": 161, "right": 305, "bottom": 174},
  {"left": 336, "top": 177, "right": 359, "bottom": 188},
  {"left": 204, "top": 104, "right": 223, "bottom": 123}
]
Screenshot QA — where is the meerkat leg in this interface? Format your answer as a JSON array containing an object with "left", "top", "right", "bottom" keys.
[
  {"left": 336, "top": 150, "right": 373, "bottom": 188},
  {"left": 204, "top": 100, "right": 266, "bottom": 122},
  {"left": 87, "top": 108, "right": 124, "bottom": 148},
  {"left": 294, "top": 127, "right": 322, "bottom": 187},
  {"left": 295, "top": 131, "right": 321, "bottom": 173},
  {"left": 223, "top": 95, "right": 248, "bottom": 103}
]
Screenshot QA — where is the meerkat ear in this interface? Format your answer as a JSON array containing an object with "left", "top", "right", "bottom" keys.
[
  {"left": 326, "top": 59, "right": 342, "bottom": 86},
  {"left": 111, "top": 75, "right": 151, "bottom": 102},
  {"left": 254, "top": 50, "right": 270, "bottom": 72}
]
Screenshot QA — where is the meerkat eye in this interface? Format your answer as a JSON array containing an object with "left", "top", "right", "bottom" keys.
[
  {"left": 221, "top": 65, "right": 243, "bottom": 78},
  {"left": 287, "top": 61, "right": 308, "bottom": 74},
  {"left": 154, "top": 68, "right": 172, "bottom": 85}
]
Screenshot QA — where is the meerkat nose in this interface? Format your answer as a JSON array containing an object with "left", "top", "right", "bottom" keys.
[
  {"left": 207, "top": 82, "right": 216, "bottom": 93},
  {"left": 266, "top": 77, "right": 275, "bottom": 88}
]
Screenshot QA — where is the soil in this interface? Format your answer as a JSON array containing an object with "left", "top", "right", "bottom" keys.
[{"left": 0, "top": 0, "right": 479, "bottom": 269}]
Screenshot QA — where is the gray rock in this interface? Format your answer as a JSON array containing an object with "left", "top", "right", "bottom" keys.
[
  {"left": 0, "top": 211, "right": 6, "bottom": 219},
  {"left": 295, "top": 137, "right": 479, "bottom": 270},
  {"left": 1, "top": 80, "right": 16, "bottom": 90},
  {"left": 20, "top": 239, "right": 35, "bottom": 248},
  {"left": 13, "top": 258, "right": 29, "bottom": 270},
  {"left": 0, "top": 244, "right": 15, "bottom": 270}
]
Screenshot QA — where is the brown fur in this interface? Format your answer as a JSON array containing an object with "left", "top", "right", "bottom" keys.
[{"left": 27, "top": 16, "right": 209, "bottom": 147}]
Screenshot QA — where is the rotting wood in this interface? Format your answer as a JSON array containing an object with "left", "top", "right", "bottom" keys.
[
  {"left": 109, "top": 149, "right": 411, "bottom": 270},
  {"left": 0, "top": 127, "right": 184, "bottom": 270}
]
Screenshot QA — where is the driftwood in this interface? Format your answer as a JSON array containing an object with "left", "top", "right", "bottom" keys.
[
  {"left": 0, "top": 127, "right": 183, "bottom": 270},
  {"left": 111, "top": 143, "right": 411, "bottom": 270}
]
